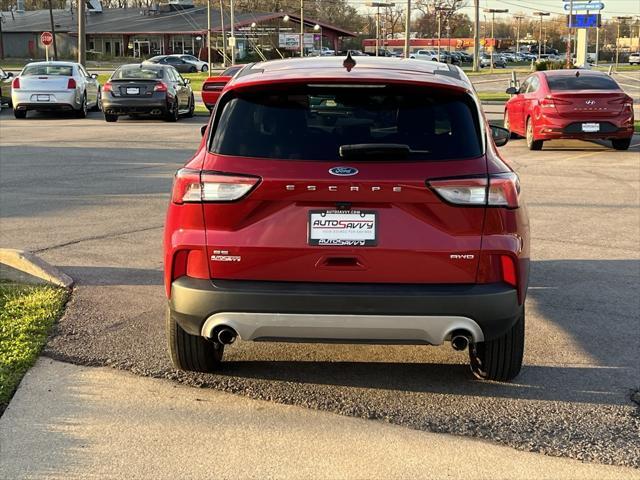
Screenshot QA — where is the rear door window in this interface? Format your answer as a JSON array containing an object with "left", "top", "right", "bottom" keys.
[
  {"left": 546, "top": 74, "right": 619, "bottom": 91},
  {"left": 211, "top": 86, "right": 482, "bottom": 161}
]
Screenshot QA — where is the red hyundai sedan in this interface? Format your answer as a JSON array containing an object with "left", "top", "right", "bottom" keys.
[
  {"left": 504, "top": 70, "right": 634, "bottom": 151},
  {"left": 165, "top": 57, "right": 529, "bottom": 382},
  {"left": 201, "top": 64, "right": 244, "bottom": 112}
]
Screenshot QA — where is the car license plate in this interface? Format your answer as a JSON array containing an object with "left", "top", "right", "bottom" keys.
[
  {"left": 308, "top": 210, "right": 377, "bottom": 246},
  {"left": 126, "top": 87, "right": 140, "bottom": 95},
  {"left": 582, "top": 123, "right": 600, "bottom": 133},
  {"left": 36, "top": 95, "right": 50, "bottom": 102}
]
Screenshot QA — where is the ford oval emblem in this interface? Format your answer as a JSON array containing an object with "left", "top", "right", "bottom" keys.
[{"left": 329, "top": 166, "right": 359, "bottom": 176}]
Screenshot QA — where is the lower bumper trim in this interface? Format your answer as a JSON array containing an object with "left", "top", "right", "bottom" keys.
[{"left": 201, "top": 312, "right": 484, "bottom": 345}]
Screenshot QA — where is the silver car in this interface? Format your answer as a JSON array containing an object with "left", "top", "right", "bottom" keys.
[{"left": 11, "top": 61, "right": 100, "bottom": 119}]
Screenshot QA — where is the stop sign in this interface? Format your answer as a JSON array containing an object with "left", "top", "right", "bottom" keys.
[{"left": 41, "top": 32, "right": 53, "bottom": 46}]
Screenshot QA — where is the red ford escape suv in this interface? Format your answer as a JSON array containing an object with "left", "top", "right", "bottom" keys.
[{"left": 164, "top": 56, "right": 530, "bottom": 382}]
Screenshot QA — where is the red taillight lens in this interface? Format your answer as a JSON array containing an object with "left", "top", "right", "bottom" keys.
[
  {"left": 67, "top": 78, "right": 77, "bottom": 89},
  {"left": 608, "top": 95, "right": 633, "bottom": 110},
  {"left": 154, "top": 82, "right": 168, "bottom": 92},
  {"left": 540, "top": 96, "right": 571, "bottom": 108},
  {"left": 171, "top": 168, "right": 260, "bottom": 204},
  {"left": 428, "top": 172, "right": 520, "bottom": 208},
  {"left": 203, "top": 82, "right": 225, "bottom": 91},
  {"left": 103, "top": 82, "right": 112, "bottom": 92},
  {"left": 500, "top": 255, "right": 517, "bottom": 287},
  {"left": 12, "top": 77, "right": 20, "bottom": 89}
]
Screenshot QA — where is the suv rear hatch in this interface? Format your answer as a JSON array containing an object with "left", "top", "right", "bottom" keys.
[{"left": 198, "top": 82, "right": 488, "bottom": 284}]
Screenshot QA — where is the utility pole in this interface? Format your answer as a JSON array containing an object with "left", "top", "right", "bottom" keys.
[
  {"left": 368, "top": 2, "right": 395, "bottom": 57},
  {"left": 48, "top": 0, "right": 58, "bottom": 60},
  {"left": 615, "top": 16, "right": 632, "bottom": 71},
  {"left": 230, "top": 0, "right": 235, "bottom": 64},
  {"left": 513, "top": 14, "right": 524, "bottom": 58},
  {"left": 436, "top": 6, "right": 452, "bottom": 61},
  {"left": 0, "top": 14, "right": 4, "bottom": 60},
  {"left": 220, "top": 0, "right": 227, "bottom": 67},
  {"left": 207, "top": 0, "right": 211, "bottom": 71},
  {"left": 404, "top": 0, "right": 410, "bottom": 58},
  {"left": 484, "top": 9, "right": 508, "bottom": 72},
  {"left": 533, "top": 11, "right": 549, "bottom": 62},
  {"left": 78, "top": 0, "right": 86, "bottom": 65},
  {"left": 300, "top": 0, "right": 304, "bottom": 57},
  {"left": 472, "top": 0, "right": 480, "bottom": 71}
]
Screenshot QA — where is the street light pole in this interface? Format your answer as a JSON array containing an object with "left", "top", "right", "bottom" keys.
[
  {"left": 77, "top": 0, "right": 86, "bottom": 65},
  {"left": 368, "top": 2, "right": 395, "bottom": 57},
  {"left": 533, "top": 11, "right": 550, "bottom": 62},
  {"left": 513, "top": 14, "right": 524, "bottom": 58},
  {"left": 207, "top": 0, "right": 211, "bottom": 71},
  {"left": 484, "top": 9, "right": 508, "bottom": 72},
  {"left": 404, "top": 0, "right": 410, "bottom": 58},
  {"left": 615, "top": 16, "right": 632, "bottom": 71},
  {"left": 300, "top": 0, "right": 304, "bottom": 57},
  {"left": 230, "top": 0, "right": 235, "bottom": 64},
  {"left": 436, "top": 6, "right": 452, "bottom": 61}
]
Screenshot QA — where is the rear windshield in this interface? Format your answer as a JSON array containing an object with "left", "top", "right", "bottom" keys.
[
  {"left": 22, "top": 65, "right": 73, "bottom": 76},
  {"left": 112, "top": 66, "right": 164, "bottom": 80},
  {"left": 221, "top": 66, "right": 242, "bottom": 77},
  {"left": 210, "top": 86, "right": 482, "bottom": 161},
  {"left": 547, "top": 74, "right": 619, "bottom": 91}
]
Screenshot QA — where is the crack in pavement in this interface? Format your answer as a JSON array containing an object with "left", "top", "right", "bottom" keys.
[{"left": 33, "top": 225, "right": 164, "bottom": 254}]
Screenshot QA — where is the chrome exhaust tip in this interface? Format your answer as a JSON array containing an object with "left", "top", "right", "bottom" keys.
[
  {"left": 451, "top": 332, "right": 471, "bottom": 351},
  {"left": 216, "top": 326, "right": 237, "bottom": 345}
]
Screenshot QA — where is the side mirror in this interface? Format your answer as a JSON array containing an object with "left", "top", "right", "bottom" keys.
[
  {"left": 6, "top": 72, "right": 14, "bottom": 78},
  {"left": 185, "top": 78, "right": 191, "bottom": 85},
  {"left": 200, "top": 125, "right": 207, "bottom": 137},
  {"left": 491, "top": 125, "right": 510, "bottom": 147},
  {"left": 505, "top": 86, "right": 518, "bottom": 95}
]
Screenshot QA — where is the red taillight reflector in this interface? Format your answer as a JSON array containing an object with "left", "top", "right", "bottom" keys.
[
  {"left": 12, "top": 77, "right": 20, "bottom": 89},
  {"left": 428, "top": 172, "right": 520, "bottom": 208},
  {"left": 154, "top": 82, "right": 168, "bottom": 92},
  {"left": 103, "top": 82, "right": 113, "bottom": 92},
  {"left": 67, "top": 78, "right": 77, "bottom": 89},
  {"left": 203, "top": 83, "right": 225, "bottom": 91},
  {"left": 540, "top": 96, "right": 571, "bottom": 108},
  {"left": 171, "top": 168, "right": 260, "bottom": 204},
  {"left": 500, "top": 255, "right": 517, "bottom": 287}
]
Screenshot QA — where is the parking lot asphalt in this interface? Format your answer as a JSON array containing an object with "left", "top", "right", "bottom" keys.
[{"left": 1, "top": 110, "right": 639, "bottom": 468}]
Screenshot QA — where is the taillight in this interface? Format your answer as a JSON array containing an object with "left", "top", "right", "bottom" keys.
[
  {"left": 429, "top": 172, "right": 520, "bottom": 208},
  {"left": 154, "top": 82, "right": 168, "bottom": 92},
  {"left": 171, "top": 168, "right": 260, "bottom": 204},
  {"left": 203, "top": 83, "right": 225, "bottom": 91},
  {"left": 103, "top": 82, "right": 112, "bottom": 92},
  {"left": 67, "top": 78, "right": 77, "bottom": 89},
  {"left": 609, "top": 95, "right": 633, "bottom": 110},
  {"left": 12, "top": 77, "right": 20, "bottom": 89},
  {"left": 540, "top": 95, "right": 571, "bottom": 108}
]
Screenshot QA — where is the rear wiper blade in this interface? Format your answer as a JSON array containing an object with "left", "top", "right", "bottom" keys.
[{"left": 339, "top": 143, "right": 412, "bottom": 160}]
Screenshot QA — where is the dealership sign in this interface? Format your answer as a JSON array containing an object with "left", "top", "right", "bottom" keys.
[
  {"left": 564, "top": 2, "right": 604, "bottom": 11},
  {"left": 278, "top": 33, "right": 315, "bottom": 49},
  {"left": 567, "top": 13, "right": 602, "bottom": 28}
]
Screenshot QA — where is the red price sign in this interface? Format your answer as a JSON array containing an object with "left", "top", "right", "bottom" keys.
[{"left": 41, "top": 31, "right": 53, "bottom": 46}]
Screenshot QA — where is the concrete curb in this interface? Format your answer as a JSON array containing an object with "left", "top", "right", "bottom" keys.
[{"left": 0, "top": 249, "right": 74, "bottom": 288}]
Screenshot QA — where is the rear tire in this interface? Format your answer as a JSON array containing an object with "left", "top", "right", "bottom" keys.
[
  {"left": 185, "top": 94, "right": 195, "bottom": 118},
  {"left": 75, "top": 94, "right": 88, "bottom": 118},
  {"left": 202, "top": 65, "right": 208, "bottom": 72},
  {"left": 503, "top": 111, "right": 519, "bottom": 139},
  {"left": 165, "top": 101, "right": 179, "bottom": 122},
  {"left": 167, "top": 307, "right": 224, "bottom": 372},
  {"left": 611, "top": 138, "right": 631, "bottom": 151},
  {"left": 14, "top": 110, "right": 27, "bottom": 119},
  {"left": 526, "top": 118, "right": 543, "bottom": 151},
  {"left": 469, "top": 307, "right": 525, "bottom": 382},
  {"left": 104, "top": 113, "right": 118, "bottom": 122},
  {"left": 90, "top": 88, "right": 101, "bottom": 112}
]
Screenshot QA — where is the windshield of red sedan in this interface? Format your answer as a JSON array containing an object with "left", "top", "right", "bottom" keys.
[
  {"left": 547, "top": 74, "right": 619, "bottom": 91},
  {"left": 211, "top": 86, "right": 482, "bottom": 161}
]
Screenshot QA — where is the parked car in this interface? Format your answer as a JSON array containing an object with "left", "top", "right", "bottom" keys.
[
  {"left": 504, "top": 70, "right": 634, "bottom": 150},
  {"left": 101, "top": 64, "right": 194, "bottom": 122},
  {"left": 0, "top": 67, "right": 14, "bottom": 109},
  {"left": 201, "top": 64, "right": 245, "bottom": 112},
  {"left": 629, "top": 52, "right": 640, "bottom": 65},
  {"left": 319, "top": 47, "right": 336, "bottom": 56},
  {"left": 164, "top": 56, "right": 529, "bottom": 382},
  {"left": 143, "top": 55, "right": 201, "bottom": 73},
  {"left": 457, "top": 52, "right": 473, "bottom": 63},
  {"left": 11, "top": 61, "right": 100, "bottom": 119},
  {"left": 410, "top": 49, "right": 438, "bottom": 61},
  {"left": 480, "top": 54, "right": 506, "bottom": 68},
  {"left": 167, "top": 54, "right": 209, "bottom": 72}
]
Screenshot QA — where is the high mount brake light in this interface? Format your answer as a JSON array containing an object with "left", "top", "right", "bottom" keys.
[
  {"left": 429, "top": 172, "right": 520, "bottom": 208},
  {"left": 171, "top": 169, "right": 260, "bottom": 204}
]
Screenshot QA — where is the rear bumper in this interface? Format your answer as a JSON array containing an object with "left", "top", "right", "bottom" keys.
[
  {"left": 12, "top": 90, "right": 80, "bottom": 111},
  {"left": 169, "top": 277, "right": 521, "bottom": 344},
  {"left": 534, "top": 117, "right": 634, "bottom": 140},
  {"left": 101, "top": 95, "right": 168, "bottom": 115}
]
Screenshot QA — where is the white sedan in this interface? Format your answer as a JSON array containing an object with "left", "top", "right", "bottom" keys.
[
  {"left": 168, "top": 54, "right": 209, "bottom": 72},
  {"left": 11, "top": 61, "right": 100, "bottom": 119}
]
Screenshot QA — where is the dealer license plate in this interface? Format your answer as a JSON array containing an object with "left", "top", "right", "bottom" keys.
[
  {"left": 582, "top": 123, "right": 600, "bottom": 133},
  {"left": 36, "top": 95, "right": 50, "bottom": 102},
  {"left": 308, "top": 210, "right": 377, "bottom": 246},
  {"left": 126, "top": 87, "right": 140, "bottom": 95}
]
